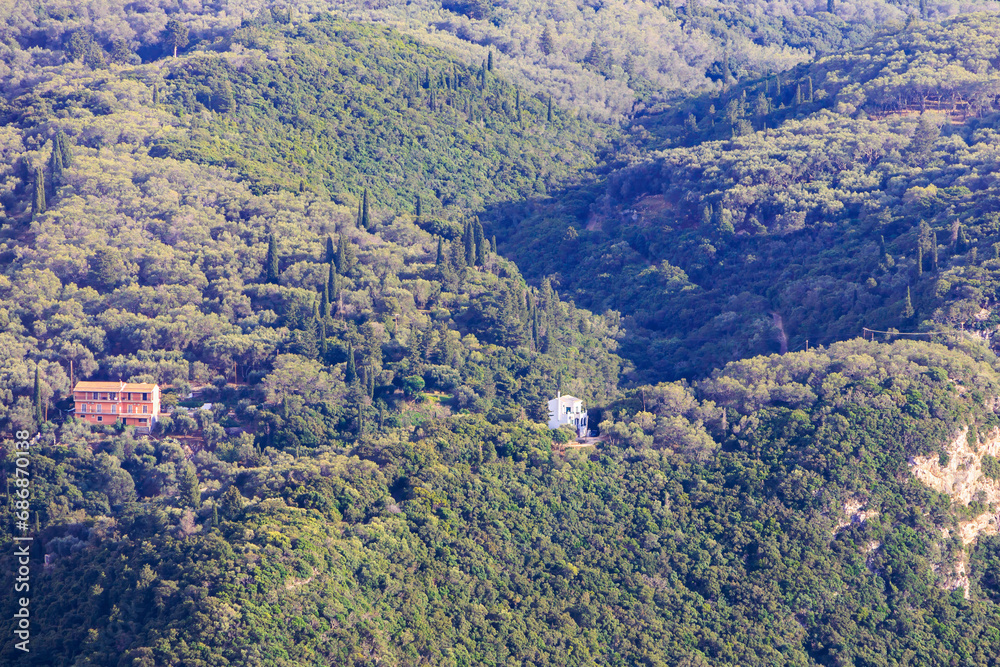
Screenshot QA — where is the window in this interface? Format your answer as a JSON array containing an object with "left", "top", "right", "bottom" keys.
[
  {"left": 92, "top": 392, "right": 98, "bottom": 400},
  {"left": 111, "top": 405, "right": 116, "bottom": 413},
  {"left": 565, "top": 407, "right": 571, "bottom": 413},
  {"left": 97, "top": 416, "right": 103, "bottom": 422},
  {"left": 142, "top": 405, "right": 148, "bottom": 414},
  {"left": 139, "top": 418, "right": 147, "bottom": 424},
  {"left": 142, "top": 393, "right": 148, "bottom": 401},
  {"left": 109, "top": 393, "right": 116, "bottom": 400},
  {"left": 80, "top": 404, "right": 86, "bottom": 413},
  {"left": 96, "top": 404, "right": 102, "bottom": 413}
]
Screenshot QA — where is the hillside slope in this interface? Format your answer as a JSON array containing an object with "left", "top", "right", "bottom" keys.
[{"left": 489, "top": 13, "right": 1000, "bottom": 381}]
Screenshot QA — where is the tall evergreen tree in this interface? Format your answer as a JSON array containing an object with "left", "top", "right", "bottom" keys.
[
  {"left": 436, "top": 237, "right": 444, "bottom": 266},
  {"left": 32, "top": 167, "right": 45, "bottom": 217},
  {"left": 515, "top": 88, "right": 522, "bottom": 123},
  {"left": 320, "top": 281, "right": 330, "bottom": 319},
  {"left": 917, "top": 244, "right": 923, "bottom": 277},
  {"left": 932, "top": 232, "right": 939, "bottom": 271},
  {"left": 827, "top": 0, "right": 835, "bottom": 13},
  {"left": 57, "top": 130, "right": 73, "bottom": 168},
  {"left": 474, "top": 218, "right": 486, "bottom": 266},
  {"left": 328, "top": 263, "right": 339, "bottom": 313},
  {"left": 335, "top": 235, "right": 347, "bottom": 273},
  {"left": 325, "top": 235, "right": 336, "bottom": 263},
  {"left": 415, "top": 195, "right": 422, "bottom": 220},
  {"left": 361, "top": 189, "right": 371, "bottom": 231},
  {"left": 265, "top": 233, "right": 279, "bottom": 283},
  {"left": 903, "top": 286, "right": 915, "bottom": 319},
  {"left": 164, "top": 18, "right": 189, "bottom": 58},
  {"left": 346, "top": 342, "right": 358, "bottom": 384},
  {"left": 547, "top": 95, "right": 553, "bottom": 123},
  {"left": 464, "top": 220, "right": 476, "bottom": 266},
  {"left": 539, "top": 25, "right": 554, "bottom": 56},
  {"left": 33, "top": 366, "right": 44, "bottom": 427},
  {"left": 50, "top": 136, "right": 65, "bottom": 182},
  {"left": 487, "top": 50, "right": 493, "bottom": 71},
  {"left": 320, "top": 320, "right": 328, "bottom": 358}
]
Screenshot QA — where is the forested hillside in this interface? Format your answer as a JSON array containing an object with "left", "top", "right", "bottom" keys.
[
  {"left": 3, "top": 4, "right": 1000, "bottom": 667},
  {"left": 4, "top": 0, "right": 1000, "bottom": 118},
  {"left": 9, "top": 340, "right": 1000, "bottom": 665},
  {"left": 491, "top": 13, "right": 1000, "bottom": 381}
]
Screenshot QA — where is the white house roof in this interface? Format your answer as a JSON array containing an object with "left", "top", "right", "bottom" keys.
[{"left": 548, "top": 394, "right": 583, "bottom": 406}]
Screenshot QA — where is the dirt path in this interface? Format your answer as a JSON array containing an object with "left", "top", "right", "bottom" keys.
[{"left": 771, "top": 312, "right": 788, "bottom": 354}]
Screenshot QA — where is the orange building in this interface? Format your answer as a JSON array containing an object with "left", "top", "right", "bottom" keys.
[{"left": 73, "top": 381, "right": 161, "bottom": 429}]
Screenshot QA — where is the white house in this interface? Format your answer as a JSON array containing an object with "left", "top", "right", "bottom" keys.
[{"left": 548, "top": 392, "right": 588, "bottom": 436}]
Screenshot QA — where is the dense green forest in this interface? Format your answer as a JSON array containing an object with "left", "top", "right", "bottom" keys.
[
  {"left": 491, "top": 13, "right": 1000, "bottom": 381},
  {"left": 2, "top": 4, "right": 1000, "bottom": 666}
]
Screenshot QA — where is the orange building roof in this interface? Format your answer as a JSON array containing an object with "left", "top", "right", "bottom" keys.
[
  {"left": 74, "top": 381, "right": 158, "bottom": 392},
  {"left": 74, "top": 381, "right": 126, "bottom": 391}
]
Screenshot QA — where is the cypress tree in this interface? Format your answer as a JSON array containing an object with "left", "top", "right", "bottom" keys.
[
  {"left": 903, "top": 286, "right": 915, "bottom": 319},
  {"left": 33, "top": 366, "right": 44, "bottom": 427},
  {"left": 50, "top": 136, "right": 65, "bottom": 182},
  {"left": 320, "top": 281, "right": 329, "bottom": 319},
  {"left": 436, "top": 237, "right": 444, "bottom": 266},
  {"left": 326, "top": 235, "right": 336, "bottom": 263},
  {"left": 932, "top": 232, "right": 938, "bottom": 271},
  {"left": 415, "top": 195, "right": 422, "bottom": 220},
  {"left": 491, "top": 235, "right": 497, "bottom": 253},
  {"left": 320, "top": 320, "right": 328, "bottom": 357},
  {"left": 487, "top": 50, "right": 493, "bottom": 71},
  {"left": 515, "top": 88, "right": 522, "bottom": 123},
  {"left": 212, "top": 503, "right": 219, "bottom": 528},
  {"left": 474, "top": 217, "right": 486, "bottom": 266},
  {"left": 547, "top": 95, "right": 553, "bottom": 123},
  {"left": 152, "top": 82, "right": 160, "bottom": 105},
  {"left": 464, "top": 220, "right": 476, "bottom": 266},
  {"left": 327, "top": 262, "right": 337, "bottom": 303},
  {"left": 58, "top": 131, "right": 73, "bottom": 168},
  {"left": 361, "top": 189, "right": 371, "bottom": 231},
  {"left": 827, "top": 0, "right": 835, "bottom": 13},
  {"left": 795, "top": 84, "right": 803, "bottom": 106},
  {"left": 532, "top": 309, "right": 540, "bottom": 350},
  {"left": 265, "top": 233, "right": 279, "bottom": 283},
  {"left": 917, "top": 244, "right": 923, "bottom": 276},
  {"left": 346, "top": 343, "right": 357, "bottom": 384},
  {"left": 32, "top": 167, "right": 45, "bottom": 217},
  {"left": 807, "top": 75, "right": 814, "bottom": 102},
  {"left": 335, "top": 235, "right": 347, "bottom": 273}
]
